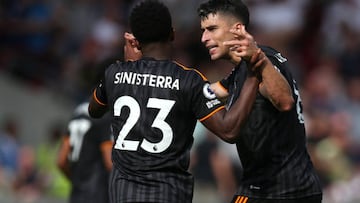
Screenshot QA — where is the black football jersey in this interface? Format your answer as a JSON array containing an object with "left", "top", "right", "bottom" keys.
[
  {"left": 220, "top": 46, "right": 322, "bottom": 199},
  {"left": 94, "top": 57, "right": 224, "bottom": 202},
  {"left": 66, "top": 104, "right": 112, "bottom": 203}
]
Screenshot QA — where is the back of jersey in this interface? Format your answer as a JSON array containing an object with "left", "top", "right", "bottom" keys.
[
  {"left": 101, "top": 57, "right": 223, "bottom": 202},
  {"left": 66, "top": 103, "right": 112, "bottom": 203}
]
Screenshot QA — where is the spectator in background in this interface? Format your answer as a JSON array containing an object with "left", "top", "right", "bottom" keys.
[
  {"left": 57, "top": 102, "right": 113, "bottom": 203},
  {"left": 36, "top": 123, "right": 71, "bottom": 201},
  {"left": 247, "top": 0, "right": 309, "bottom": 55},
  {"left": 0, "top": 116, "right": 21, "bottom": 184},
  {"left": 344, "top": 77, "right": 360, "bottom": 144},
  {"left": 210, "top": 138, "right": 242, "bottom": 202},
  {"left": 12, "top": 146, "right": 44, "bottom": 203},
  {"left": 320, "top": 0, "right": 360, "bottom": 57}
]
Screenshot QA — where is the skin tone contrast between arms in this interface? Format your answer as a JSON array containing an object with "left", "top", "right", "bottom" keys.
[{"left": 89, "top": 31, "right": 266, "bottom": 143}]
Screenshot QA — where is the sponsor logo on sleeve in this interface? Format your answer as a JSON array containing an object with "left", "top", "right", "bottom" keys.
[
  {"left": 203, "top": 83, "right": 216, "bottom": 99},
  {"left": 203, "top": 83, "right": 221, "bottom": 108},
  {"left": 206, "top": 99, "right": 221, "bottom": 109},
  {"left": 274, "top": 52, "right": 287, "bottom": 63}
]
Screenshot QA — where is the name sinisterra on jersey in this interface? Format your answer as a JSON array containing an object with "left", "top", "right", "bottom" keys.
[{"left": 114, "top": 71, "right": 180, "bottom": 90}]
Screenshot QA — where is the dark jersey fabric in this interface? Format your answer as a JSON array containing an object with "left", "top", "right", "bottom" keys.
[
  {"left": 94, "top": 57, "right": 224, "bottom": 203},
  {"left": 220, "top": 46, "right": 322, "bottom": 199},
  {"left": 66, "top": 109, "right": 112, "bottom": 203}
]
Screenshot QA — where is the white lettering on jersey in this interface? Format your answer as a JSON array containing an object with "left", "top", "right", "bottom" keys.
[
  {"left": 274, "top": 52, "right": 287, "bottom": 63},
  {"left": 249, "top": 185, "right": 261, "bottom": 190},
  {"left": 206, "top": 99, "right": 221, "bottom": 109},
  {"left": 114, "top": 72, "right": 180, "bottom": 90}
]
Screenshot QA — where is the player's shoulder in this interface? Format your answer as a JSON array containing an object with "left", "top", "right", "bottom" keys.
[
  {"left": 173, "top": 60, "right": 208, "bottom": 82},
  {"left": 102, "top": 60, "right": 138, "bottom": 81},
  {"left": 259, "top": 45, "right": 288, "bottom": 64},
  {"left": 259, "top": 45, "right": 278, "bottom": 54},
  {"left": 105, "top": 60, "right": 124, "bottom": 71},
  {"left": 102, "top": 61, "right": 121, "bottom": 78}
]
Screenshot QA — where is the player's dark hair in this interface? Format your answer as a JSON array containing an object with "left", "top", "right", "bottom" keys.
[
  {"left": 197, "top": 0, "right": 250, "bottom": 28},
  {"left": 130, "top": 0, "right": 173, "bottom": 44}
]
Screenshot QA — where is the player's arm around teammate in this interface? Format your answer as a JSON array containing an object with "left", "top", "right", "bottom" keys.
[
  {"left": 210, "top": 25, "right": 294, "bottom": 112},
  {"left": 89, "top": 33, "right": 266, "bottom": 144}
]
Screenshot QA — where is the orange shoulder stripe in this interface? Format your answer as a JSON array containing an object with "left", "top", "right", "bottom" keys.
[
  {"left": 199, "top": 106, "right": 225, "bottom": 122},
  {"left": 93, "top": 89, "right": 107, "bottom": 106},
  {"left": 173, "top": 61, "right": 208, "bottom": 81}
]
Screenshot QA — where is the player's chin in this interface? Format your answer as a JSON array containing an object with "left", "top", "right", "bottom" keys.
[{"left": 210, "top": 53, "right": 222, "bottom": 61}]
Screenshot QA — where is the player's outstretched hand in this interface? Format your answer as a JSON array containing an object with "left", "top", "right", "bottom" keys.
[
  {"left": 124, "top": 32, "right": 142, "bottom": 61},
  {"left": 223, "top": 25, "right": 258, "bottom": 62}
]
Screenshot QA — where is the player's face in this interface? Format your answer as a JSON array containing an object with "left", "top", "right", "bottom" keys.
[{"left": 200, "top": 13, "right": 236, "bottom": 61}]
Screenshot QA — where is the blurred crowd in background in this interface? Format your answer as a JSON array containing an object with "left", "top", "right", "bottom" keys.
[{"left": 1, "top": 0, "right": 360, "bottom": 202}]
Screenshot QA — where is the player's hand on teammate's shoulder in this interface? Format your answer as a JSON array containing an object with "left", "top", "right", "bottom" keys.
[{"left": 124, "top": 32, "right": 142, "bottom": 61}]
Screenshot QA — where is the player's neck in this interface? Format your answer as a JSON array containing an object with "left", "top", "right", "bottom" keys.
[{"left": 142, "top": 42, "right": 173, "bottom": 60}]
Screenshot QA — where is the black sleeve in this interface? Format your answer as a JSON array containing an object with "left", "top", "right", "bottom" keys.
[
  {"left": 93, "top": 115, "right": 113, "bottom": 143},
  {"left": 219, "top": 67, "right": 237, "bottom": 91},
  {"left": 261, "top": 45, "right": 295, "bottom": 89},
  {"left": 189, "top": 70, "right": 224, "bottom": 121},
  {"left": 94, "top": 76, "right": 108, "bottom": 105}
]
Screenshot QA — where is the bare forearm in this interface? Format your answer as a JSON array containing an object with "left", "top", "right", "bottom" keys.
[
  {"left": 202, "top": 50, "right": 265, "bottom": 142},
  {"left": 203, "top": 76, "right": 259, "bottom": 143},
  {"left": 260, "top": 57, "right": 294, "bottom": 111},
  {"left": 57, "top": 137, "right": 71, "bottom": 179},
  {"left": 101, "top": 141, "right": 113, "bottom": 171},
  {"left": 220, "top": 76, "right": 259, "bottom": 141}
]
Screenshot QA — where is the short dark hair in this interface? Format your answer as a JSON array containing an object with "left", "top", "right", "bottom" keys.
[
  {"left": 130, "top": 0, "right": 173, "bottom": 44},
  {"left": 197, "top": 0, "right": 250, "bottom": 28}
]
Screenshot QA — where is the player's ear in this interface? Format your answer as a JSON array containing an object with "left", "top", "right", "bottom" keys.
[{"left": 232, "top": 23, "right": 244, "bottom": 31}]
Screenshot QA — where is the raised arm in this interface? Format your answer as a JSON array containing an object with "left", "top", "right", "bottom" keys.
[
  {"left": 89, "top": 33, "right": 141, "bottom": 118},
  {"left": 210, "top": 24, "right": 260, "bottom": 100},
  {"left": 202, "top": 49, "right": 265, "bottom": 143},
  {"left": 258, "top": 58, "right": 294, "bottom": 111},
  {"left": 57, "top": 136, "right": 71, "bottom": 179},
  {"left": 124, "top": 32, "right": 142, "bottom": 61},
  {"left": 100, "top": 140, "right": 113, "bottom": 171},
  {"left": 224, "top": 25, "right": 294, "bottom": 112}
]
